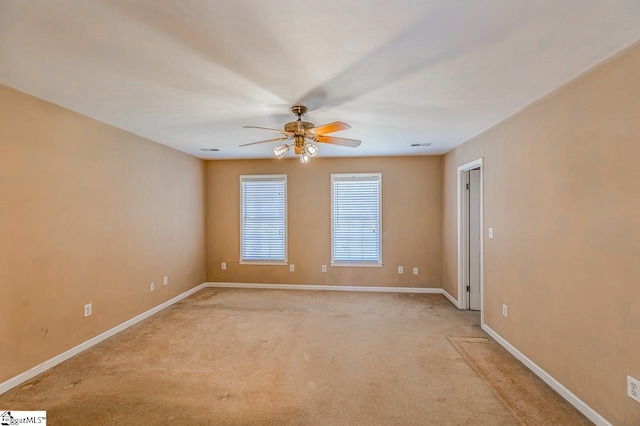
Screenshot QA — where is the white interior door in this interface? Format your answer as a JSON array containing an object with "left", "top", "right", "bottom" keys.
[{"left": 468, "top": 168, "right": 481, "bottom": 311}]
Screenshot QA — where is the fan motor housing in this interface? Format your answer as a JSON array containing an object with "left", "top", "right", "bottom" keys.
[{"left": 284, "top": 120, "right": 315, "bottom": 133}]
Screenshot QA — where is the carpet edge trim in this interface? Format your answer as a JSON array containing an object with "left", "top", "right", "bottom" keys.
[
  {"left": 0, "top": 282, "right": 208, "bottom": 395},
  {"left": 481, "top": 324, "right": 611, "bottom": 426},
  {"left": 206, "top": 282, "right": 443, "bottom": 294}
]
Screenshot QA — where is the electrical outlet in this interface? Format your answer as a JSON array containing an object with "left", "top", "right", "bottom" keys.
[
  {"left": 628, "top": 375, "right": 640, "bottom": 403},
  {"left": 150, "top": 282, "right": 155, "bottom": 292},
  {"left": 83, "top": 303, "right": 92, "bottom": 318},
  {"left": 163, "top": 276, "right": 168, "bottom": 286},
  {"left": 321, "top": 265, "right": 327, "bottom": 272},
  {"left": 221, "top": 262, "right": 226, "bottom": 270},
  {"left": 398, "top": 266, "right": 403, "bottom": 274},
  {"left": 290, "top": 264, "right": 295, "bottom": 272},
  {"left": 502, "top": 304, "right": 508, "bottom": 318},
  {"left": 413, "top": 267, "right": 418, "bottom": 275},
  {"left": 489, "top": 227, "right": 494, "bottom": 239}
]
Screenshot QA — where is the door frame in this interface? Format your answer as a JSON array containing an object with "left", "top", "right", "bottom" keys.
[{"left": 457, "top": 158, "right": 484, "bottom": 320}]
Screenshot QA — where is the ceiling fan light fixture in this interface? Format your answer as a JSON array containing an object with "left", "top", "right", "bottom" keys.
[
  {"left": 242, "top": 104, "right": 361, "bottom": 163},
  {"left": 273, "top": 144, "right": 290, "bottom": 159},
  {"left": 306, "top": 143, "right": 319, "bottom": 157}
]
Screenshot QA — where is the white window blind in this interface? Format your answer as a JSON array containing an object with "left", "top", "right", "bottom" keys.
[
  {"left": 240, "top": 175, "right": 287, "bottom": 263},
  {"left": 331, "top": 173, "right": 382, "bottom": 266}
]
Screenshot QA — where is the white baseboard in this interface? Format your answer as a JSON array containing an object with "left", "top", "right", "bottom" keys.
[
  {"left": 441, "top": 289, "right": 459, "bottom": 307},
  {"left": 0, "top": 283, "right": 208, "bottom": 396},
  {"left": 481, "top": 324, "right": 611, "bottom": 426},
  {"left": 206, "top": 282, "right": 443, "bottom": 294}
]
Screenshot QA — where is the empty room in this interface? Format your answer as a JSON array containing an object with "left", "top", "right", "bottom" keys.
[{"left": 1, "top": 1, "right": 639, "bottom": 425}]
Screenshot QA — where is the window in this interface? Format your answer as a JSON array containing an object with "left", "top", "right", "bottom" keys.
[
  {"left": 331, "top": 173, "right": 382, "bottom": 266},
  {"left": 240, "top": 175, "right": 287, "bottom": 264}
]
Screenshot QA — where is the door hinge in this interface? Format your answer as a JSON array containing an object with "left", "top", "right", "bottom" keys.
[
  {"left": 466, "top": 183, "right": 470, "bottom": 190},
  {"left": 466, "top": 286, "right": 470, "bottom": 292}
]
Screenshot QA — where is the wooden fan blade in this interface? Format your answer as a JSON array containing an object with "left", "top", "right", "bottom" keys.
[
  {"left": 239, "top": 137, "right": 289, "bottom": 147},
  {"left": 309, "top": 121, "right": 351, "bottom": 135},
  {"left": 315, "top": 135, "right": 361, "bottom": 148},
  {"left": 243, "top": 125, "right": 292, "bottom": 136}
]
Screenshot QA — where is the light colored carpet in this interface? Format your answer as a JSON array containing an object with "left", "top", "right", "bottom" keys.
[
  {"left": 448, "top": 336, "right": 591, "bottom": 425},
  {"left": 0, "top": 288, "right": 590, "bottom": 425}
]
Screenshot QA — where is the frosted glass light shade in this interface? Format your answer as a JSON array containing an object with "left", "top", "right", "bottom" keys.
[
  {"left": 306, "top": 143, "right": 319, "bottom": 157},
  {"left": 299, "top": 152, "right": 310, "bottom": 163},
  {"left": 273, "top": 144, "right": 290, "bottom": 159}
]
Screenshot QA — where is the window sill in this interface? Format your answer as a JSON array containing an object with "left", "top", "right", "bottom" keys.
[
  {"left": 330, "top": 261, "right": 383, "bottom": 268},
  {"left": 239, "top": 260, "right": 288, "bottom": 266}
]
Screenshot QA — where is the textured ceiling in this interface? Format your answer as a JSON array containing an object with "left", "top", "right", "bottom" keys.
[{"left": 1, "top": 0, "right": 639, "bottom": 159}]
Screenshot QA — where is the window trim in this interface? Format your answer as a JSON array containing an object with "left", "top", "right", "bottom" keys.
[
  {"left": 239, "top": 174, "right": 288, "bottom": 265},
  {"left": 331, "top": 173, "right": 383, "bottom": 267}
]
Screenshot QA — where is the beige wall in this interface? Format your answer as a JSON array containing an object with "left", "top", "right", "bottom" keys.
[
  {"left": 206, "top": 156, "right": 442, "bottom": 287},
  {"left": 443, "top": 42, "right": 640, "bottom": 424},
  {"left": 0, "top": 85, "right": 207, "bottom": 384}
]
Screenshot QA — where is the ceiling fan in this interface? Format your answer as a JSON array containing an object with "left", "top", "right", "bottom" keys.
[{"left": 240, "top": 105, "right": 361, "bottom": 163}]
